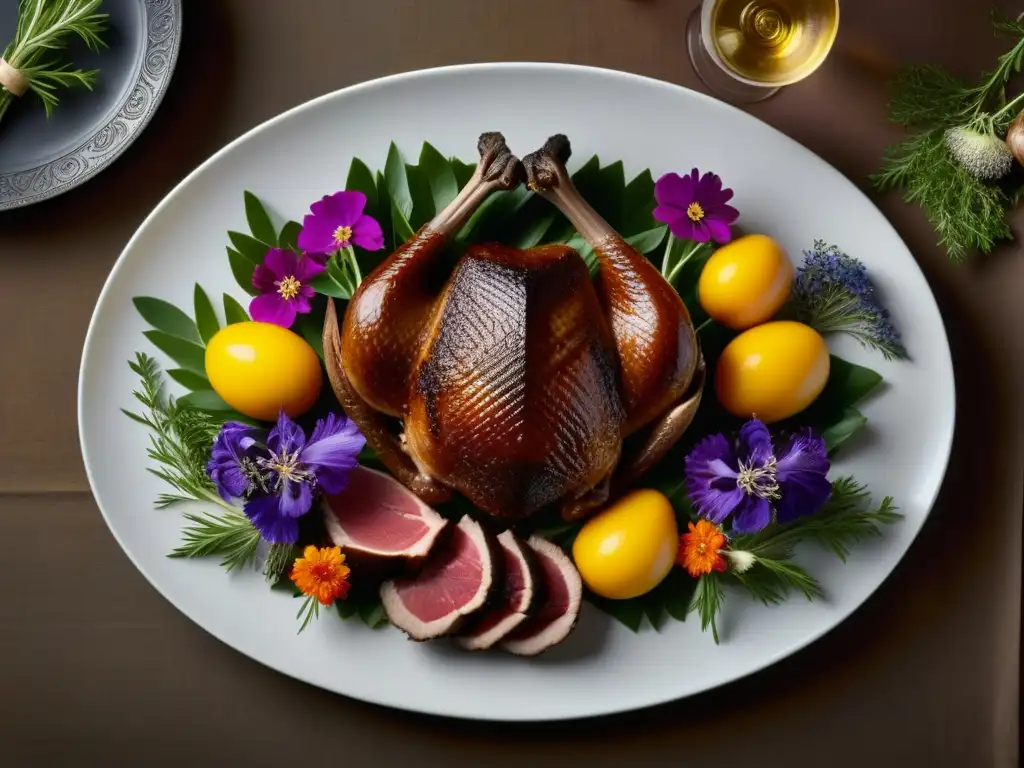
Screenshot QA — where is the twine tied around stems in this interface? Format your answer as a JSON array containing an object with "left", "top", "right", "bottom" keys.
[{"left": 0, "top": 58, "right": 29, "bottom": 97}]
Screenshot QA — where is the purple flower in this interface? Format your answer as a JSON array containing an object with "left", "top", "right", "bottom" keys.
[
  {"left": 792, "top": 240, "right": 907, "bottom": 361},
  {"left": 249, "top": 249, "right": 324, "bottom": 328},
  {"left": 207, "top": 422, "right": 260, "bottom": 501},
  {"left": 653, "top": 169, "right": 739, "bottom": 244},
  {"left": 243, "top": 410, "right": 366, "bottom": 544},
  {"left": 684, "top": 419, "right": 831, "bottom": 534},
  {"left": 297, "top": 190, "right": 385, "bottom": 256}
]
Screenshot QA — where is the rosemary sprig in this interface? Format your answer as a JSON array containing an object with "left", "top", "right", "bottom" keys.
[
  {"left": 0, "top": 0, "right": 108, "bottom": 125},
  {"left": 170, "top": 510, "right": 262, "bottom": 572},
  {"left": 122, "top": 352, "right": 229, "bottom": 510},
  {"left": 732, "top": 476, "right": 902, "bottom": 563},
  {"left": 296, "top": 595, "right": 321, "bottom": 633},
  {"left": 263, "top": 543, "right": 298, "bottom": 584}
]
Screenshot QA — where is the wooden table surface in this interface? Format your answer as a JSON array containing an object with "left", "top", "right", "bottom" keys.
[{"left": 1, "top": 0, "right": 1021, "bottom": 765}]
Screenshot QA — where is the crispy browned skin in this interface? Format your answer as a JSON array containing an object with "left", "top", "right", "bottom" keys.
[
  {"left": 522, "top": 135, "right": 698, "bottom": 435},
  {"left": 325, "top": 132, "right": 703, "bottom": 523},
  {"left": 404, "top": 244, "right": 624, "bottom": 520}
]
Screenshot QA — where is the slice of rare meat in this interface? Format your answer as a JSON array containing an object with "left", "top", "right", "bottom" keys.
[
  {"left": 456, "top": 530, "right": 539, "bottom": 650},
  {"left": 323, "top": 467, "right": 448, "bottom": 559},
  {"left": 500, "top": 536, "right": 582, "bottom": 656},
  {"left": 380, "top": 515, "right": 498, "bottom": 640}
]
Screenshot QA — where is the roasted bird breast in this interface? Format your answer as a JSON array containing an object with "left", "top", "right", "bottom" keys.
[{"left": 324, "top": 133, "right": 705, "bottom": 523}]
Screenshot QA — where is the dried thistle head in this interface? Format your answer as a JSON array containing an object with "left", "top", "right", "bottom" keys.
[{"left": 944, "top": 125, "right": 1014, "bottom": 180}]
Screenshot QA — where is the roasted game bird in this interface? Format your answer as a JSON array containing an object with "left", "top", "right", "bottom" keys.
[{"left": 323, "top": 133, "right": 704, "bottom": 522}]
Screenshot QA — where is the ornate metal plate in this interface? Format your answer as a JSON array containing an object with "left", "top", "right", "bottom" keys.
[{"left": 0, "top": 0, "right": 181, "bottom": 210}]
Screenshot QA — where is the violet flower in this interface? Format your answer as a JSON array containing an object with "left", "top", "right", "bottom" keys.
[
  {"left": 297, "top": 190, "right": 385, "bottom": 256},
  {"left": 207, "top": 422, "right": 260, "bottom": 502},
  {"left": 653, "top": 169, "right": 739, "bottom": 244},
  {"left": 243, "top": 410, "right": 366, "bottom": 544},
  {"left": 685, "top": 419, "right": 831, "bottom": 534},
  {"left": 792, "top": 240, "right": 907, "bottom": 361},
  {"left": 250, "top": 249, "right": 324, "bottom": 328}
]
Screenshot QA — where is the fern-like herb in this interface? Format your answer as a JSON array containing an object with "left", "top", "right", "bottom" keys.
[
  {"left": 296, "top": 595, "right": 321, "bottom": 633},
  {"left": 872, "top": 10, "right": 1024, "bottom": 261},
  {"left": 122, "top": 353, "right": 228, "bottom": 510},
  {"left": 170, "top": 510, "right": 262, "bottom": 572},
  {"left": 123, "top": 352, "right": 267, "bottom": 571},
  {"left": 733, "top": 476, "right": 902, "bottom": 563},
  {"left": 0, "top": 0, "right": 108, "bottom": 125},
  {"left": 691, "top": 572, "right": 724, "bottom": 644},
  {"left": 263, "top": 543, "right": 298, "bottom": 584}
]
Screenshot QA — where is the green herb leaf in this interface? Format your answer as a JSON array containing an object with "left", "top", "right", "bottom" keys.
[
  {"left": 822, "top": 406, "right": 868, "bottom": 453},
  {"left": 293, "top": 313, "right": 325, "bottom": 361},
  {"left": 406, "top": 162, "right": 435, "bottom": 230},
  {"left": 587, "top": 592, "right": 645, "bottom": 632},
  {"left": 178, "top": 389, "right": 234, "bottom": 412},
  {"left": 418, "top": 142, "right": 459, "bottom": 212},
  {"left": 451, "top": 157, "right": 476, "bottom": 189},
  {"left": 308, "top": 272, "right": 352, "bottom": 299},
  {"left": 753, "top": 557, "right": 823, "bottom": 600},
  {"left": 193, "top": 285, "right": 220, "bottom": 344},
  {"left": 278, "top": 220, "right": 303, "bottom": 252},
  {"left": 223, "top": 294, "right": 250, "bottom": 324},
  {"left": 335, "top": 599, "right": 358, "bottom": 620},
  {"left": 133, "top": 297, "right": 201, "bottom": 343},
  {"left": 358, "top": 598, "right": 387, "bottom": 629},
  {"left": 659, "top": 567, "right": 699, "bottom": 622},
  {"left": 375, "top": 171, "right": 395, "bottom": 253},
  {"left": 169, "top": 510, "right": 261, "bottom": 571},
  {"left": 228, "top": 231, "right": 270, "bottom": 265},
  {"left": 244, "top": 191, "right": 278, "bottom": 245},
  {"left": 384, "top": 142, "right": 415, "bottom": 226},
  {"left": 346, "top": 158, "right": 379, "bottom": 220},
  {"left": 143, "top": 331, "right": 206, "bottom": 373},
  {"left": 510, "top": 210, "right": 558, "bottom": 249},
  {"left": 824, "top": 355, "right": 883, "bottom": 405},
  {"left": 227, "top": 248, "right": 259, "bottom": 296},
  {"left": 621, "top": 169, "right": 657, "bottom": 236},
  {"left": 625, "top": 225, "right": 668, "bottom": 254},
  {"left": 692, "top": 572, "right": 724, "bottom": 643},
  {"left": 166, "top": 368, "right": 211, "bottom": 391}
]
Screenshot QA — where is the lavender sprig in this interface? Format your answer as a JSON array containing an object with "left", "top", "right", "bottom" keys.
[{"left": 791, "top": 241, "right": 908, "bottom": 361}]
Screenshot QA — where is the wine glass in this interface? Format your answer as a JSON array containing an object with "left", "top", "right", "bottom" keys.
[{"left": 686, "top": 0, "right": 840, "bottom": 103}]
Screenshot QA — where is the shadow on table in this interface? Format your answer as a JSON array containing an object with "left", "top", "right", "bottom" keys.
[{"left": 0, "top": 0, "right": 236, "bottom": 235}]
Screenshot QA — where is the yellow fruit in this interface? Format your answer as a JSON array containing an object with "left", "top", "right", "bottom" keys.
[
  {"left": 698, "top": 233, "right": 794, "bottom": 330},
  {"left": 205, "top": 322, "right": 322, "bottom": 421},
  {"left": 572, "top": 489, "right": 679, "bottom": 600},
  {"left": 715, "top": 320, "right": 830, "bottom": 423}
]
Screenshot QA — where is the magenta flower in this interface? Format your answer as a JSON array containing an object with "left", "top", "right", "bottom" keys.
[
  {"left": 653, "top": 169, "right": 739, "bottom": 244},
  {"left": 684, "top": 419, "right": 831, "bottom": 534},
  {"left": 249, "top": 249, "right": 324, "bottom": 328},
  {"left": 297, "top": 190, "right": 385, "bottom": 256}
]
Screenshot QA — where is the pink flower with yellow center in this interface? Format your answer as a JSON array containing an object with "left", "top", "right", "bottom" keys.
[{"left": 249, "top": 248, "right": 324, "bottom": 328}]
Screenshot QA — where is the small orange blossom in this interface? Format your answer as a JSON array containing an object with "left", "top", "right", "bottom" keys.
[
  {"left": 290, "top": 545, "right": 351, "bottom": 605},
  {"left": 678, "top": 520, "right": 728, "bottom": 578}
]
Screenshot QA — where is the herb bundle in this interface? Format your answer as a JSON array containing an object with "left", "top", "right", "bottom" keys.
[
  {"left": 873, "top": 10, "right": 1024, "bottom": 261},
  {"left": 0, "top": 0, "right": 107, "bottom": 127}
]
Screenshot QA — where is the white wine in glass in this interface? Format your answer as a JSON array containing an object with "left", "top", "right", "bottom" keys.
[{"left": 687, "top": 0, "right": 840, "bottom": 103}]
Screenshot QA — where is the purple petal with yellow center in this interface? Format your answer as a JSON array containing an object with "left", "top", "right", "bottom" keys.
[{"left": 249, "top": 292, "right": 298, "bottom": 327}]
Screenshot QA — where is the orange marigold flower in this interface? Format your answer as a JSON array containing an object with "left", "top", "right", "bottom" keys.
[
  {"left": 290, "top": 545, "right": 351, "bottom": 605},
  {"left": 678, "top": 520, "right": 728, "bottom": 578}
]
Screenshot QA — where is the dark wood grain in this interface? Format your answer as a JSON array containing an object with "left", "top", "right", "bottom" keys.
[{"left": 0, "top": 1, "right": 1020, "bottom": 766}]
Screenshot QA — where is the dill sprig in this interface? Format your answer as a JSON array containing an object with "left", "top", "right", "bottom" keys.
[
  {"left": 872, "top": 10, "right": 1024, "bottom": 262},
  {"left": 170, "top": 510, "right": 262, "bottom": 572},
  {"left": 0, "top": 0, "right": 108, "bottom": 125}
]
